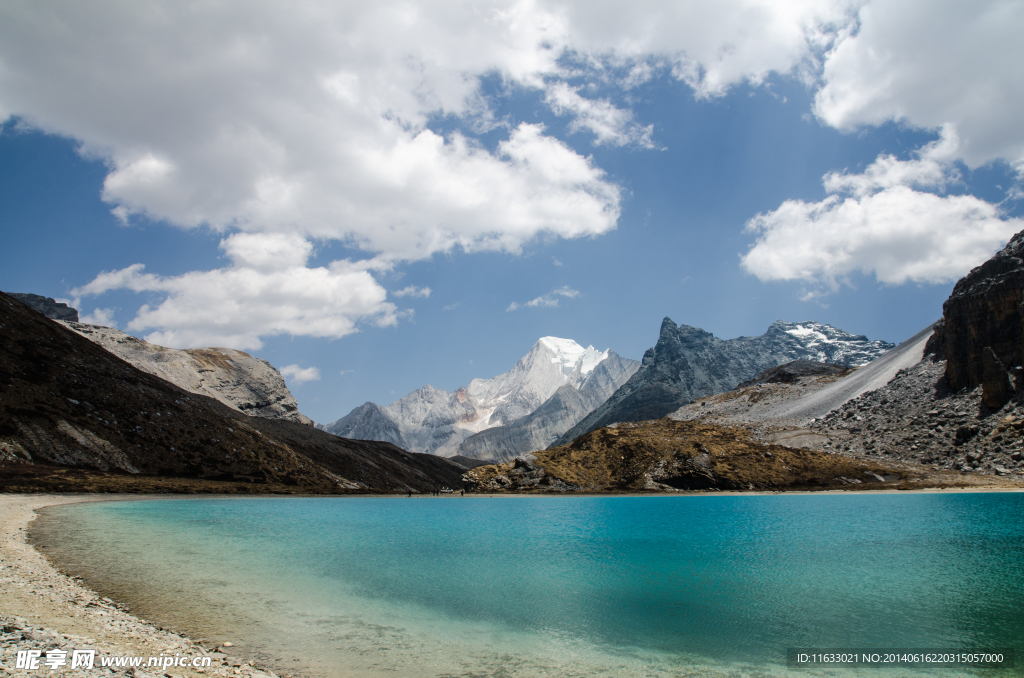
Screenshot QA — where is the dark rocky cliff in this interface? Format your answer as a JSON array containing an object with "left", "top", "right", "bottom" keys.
[{"left": 931, "top": 230, "right": 1024, "bottom": 392}]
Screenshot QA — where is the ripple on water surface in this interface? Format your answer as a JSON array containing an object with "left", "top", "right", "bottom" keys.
[{"left": 32, "top": 493, "right": 1024, "bottom": 677}]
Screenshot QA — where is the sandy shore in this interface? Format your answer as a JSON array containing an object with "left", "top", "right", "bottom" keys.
[{"left": 0, "top": 494, "right": 280, "bottom": 678}]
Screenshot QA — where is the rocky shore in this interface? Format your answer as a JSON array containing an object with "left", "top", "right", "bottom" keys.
[{"left": 0, "top": 495, "right": 282, "bottom": 678}]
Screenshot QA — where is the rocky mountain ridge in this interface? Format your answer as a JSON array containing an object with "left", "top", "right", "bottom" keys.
[
  {"left": 10, "top": 294, "right": 78, "bottom": 322},
  {"left": 324, "top": 338, "right": 639, "bottom": 457},
  {"left": 808, "top": 358, "right": 1024, "bottom": 475},
  {"left": 455, "top": 350, "right": 639, "bottom": 462},
  {"left": 735, "top": 359, "right": 848, "bottom": 388},
  {"left": 0, "top": 290, "right": 465, "bottom": 493},
  {"left": 62, "top": 322, "right": 314, "bottom": 426},
  {"left": 660, "top": 225, "right": 1024, "bottom": 483},
  {"left": 552, "top": 319, "right": 894, "bottom": 447},
  {"left": 806, "top": 230, "right": 1024, "bottom": 477}
]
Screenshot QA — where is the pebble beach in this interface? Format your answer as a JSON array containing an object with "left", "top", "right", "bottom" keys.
[{"left": 0, "top": 495, "right": 280, "bottom": 678}]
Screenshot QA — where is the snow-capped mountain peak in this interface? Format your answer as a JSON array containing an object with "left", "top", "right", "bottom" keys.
[
  {"left": 771, "top": 320, "right": 892, "bottom": 366},
  {"left": 784, "top": 324, "right": 831, "bottom": 343},
  {"left": 325, "top": 335, "right": 636, "bottom": 457},
  {"left": 537, "top": 336, "right": 609, "bottom": 377}
]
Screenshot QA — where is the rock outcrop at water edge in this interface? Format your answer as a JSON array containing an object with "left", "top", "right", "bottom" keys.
[{"left": 464, "top": 419, "right": 906, "bottom": 493}]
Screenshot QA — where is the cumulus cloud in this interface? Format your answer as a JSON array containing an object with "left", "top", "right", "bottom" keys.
[
  {"left": 506, "top": 285, "right": 580, "bottom": 311},
  {"left": 0, "top": 1, "right": 627, "bottom": 260},
  {"left": 280, "top": 364, "right": 322, "bottom": 384},
  {"left": 2, "top": 2, "right": 1019, "bottom": 225},
  {"left": 549, "top": 1, "right": 857, "bottom": 98},
  {"left": 741, "top": 131, "right": 1024, "bottom": 291},
  {"left": 72, "top": 234, "right": 397, "bottom": 350},
  {"left": 2, "top": 0, "right": 1022, "bottom": 344},
  {"left": 814, "top": 0, "right": 1024, "bottom": 168},
  {"left": 0, "top": 1, "right": 874, "bottom": 261}
]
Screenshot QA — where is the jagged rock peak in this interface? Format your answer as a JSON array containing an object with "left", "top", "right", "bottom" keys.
[
  {"left": 455, "top": 350, "right": 640, "bottom": 462},
  {"left": 9, "top": 293, "right": 78, "bottom": 322},
  {"left": 551, "top": 317, "right": 893, "bottom": 447},
  {"left": 764, "top": 320, "right": 894, "bottom": 366},
  {"left": 320, "top": 402, "right": 406, "bottom": 448}
]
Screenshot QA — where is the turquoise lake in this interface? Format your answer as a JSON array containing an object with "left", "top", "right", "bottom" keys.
[{"left": 33, "top": 493, "right": 1024, "bottom": 677}]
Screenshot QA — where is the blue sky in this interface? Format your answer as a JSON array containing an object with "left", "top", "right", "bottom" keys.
[{"left": 1, "top": 1, "right": 1023, "bottom": 424}]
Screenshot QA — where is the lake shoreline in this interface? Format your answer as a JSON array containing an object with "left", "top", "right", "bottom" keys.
[
  {"left": 0, "top": 494, "right": 285, "bottom": 678},
  {"left": 5, "top": 488, "right": 1023, "bottom": 677}
]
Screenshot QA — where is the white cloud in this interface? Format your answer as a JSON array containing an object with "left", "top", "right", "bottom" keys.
[
  {"left": 507, "top": 285, "right": 580, "bottom": 311},
  {"left": 79, "top": 307, "right": 117, "bottom": 327},
  {"left": 280, "top": 364, "right": 321, "bottom": 384},
  {"left": 392, "top": 286, "right": 432, "bottom": 298},
  {"left": 2, "top": 2, "right": 1019, "bottom": 208},
  {"left": 544, "top": 82, "right": 655, "bottom": 148},
  {"left": 72, "top": 234, "right": 397, "bottom": 350},
  {"left": 550, "top": 1, "right": 858, "bottom": 97},
  {"left": 2, "top": 0, "right": 1022, "bottom": 345},
  {"left": 221, "top": 233, "right": 313, "bottom": 271},
  {"left": 741, "top": 132, "right": 1024, "bottom": 290},
  {"left": 0, "top": 2, "right": 625, "bottom": 262},
  {"left": 814, "top": 0, "right": 1024, "bottom": 168},
  {"left": 0, "top": 0, "right": 874, "bottom": 266}
]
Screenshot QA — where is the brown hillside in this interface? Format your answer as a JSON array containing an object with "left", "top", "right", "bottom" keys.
[{"left": 464, "top": 418, "right": 911, "bottom": 492}]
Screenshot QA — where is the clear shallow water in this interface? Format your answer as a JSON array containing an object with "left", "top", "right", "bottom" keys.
[{"left": 33, "top": 493, "right": 1024, "bottom": 677}]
